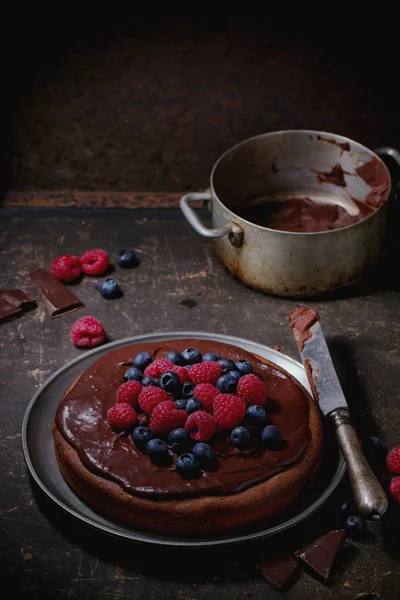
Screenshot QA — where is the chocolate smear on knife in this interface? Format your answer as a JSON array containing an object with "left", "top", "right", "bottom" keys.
[
  {"left": 256, "top": 555, "right": 299, "bottom": 590},
  {"left": 294, "top": 529, "right": 347, "bottom": 583},
  {"left": 29, "top": 269, "right": 84, "bottom": 318}
]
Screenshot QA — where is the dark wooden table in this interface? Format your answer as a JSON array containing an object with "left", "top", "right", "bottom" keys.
[{"left": 1, "top": 206, "right": 399, "bottom": 600}]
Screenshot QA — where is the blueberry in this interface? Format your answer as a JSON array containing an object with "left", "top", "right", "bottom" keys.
[
  {"left": 145, "top": 438, "right": 170, "bottom": 463},
  {"left": 182, "top": 347, "right": 202, "bottom": 365},
  {"left": 123, "top": 367, "right": 143, "bottom": 382},
  {"left": 186, "top": 397, "right": 203, "bottom": 414},
  {"left": 141, "top": 376, "right": 159, "bottom": 387},
  {"left": 231, "top": 426, "right": 251, "bottom": 449},
  {"left": 345, "top": 515, "right": 366, "bottom": 535},
  {"left": 176, "top": 453, "right": 201, "bottom": 479},
  {"left": 133, "top": 351, "right": 152, "bottom": 372},
  {"left": 165, "top": 350, "right": 186, "bottom": 366},
  {"left": 192, "top": 442, "right": 216, "bottom": 466},
  {"left": 229, "top": 371, "right": 242, "bottom": 383},
  {"left": 175, "top": 399, "right": 188, "bottom": 410},
  {"left": 202, "top": 352, "right": 221, "bottom": 362},
  {"left": 182, "top": 381, "right": 195, "bottom": 398},
  {"left": 340, "top": 500, "right": 355, "bottom": 514},
  {"left": 168, "top": 428, "right": 191, "bottom": 454},
  {"left": 117, "top": 249, "right": 139, "bottom": 268},
  {"left": 246, "top": 405, "right": 268, "bottom": 427},
  {"left": 97, "top": 278, "right": 121, "bottom": 299},
  {"left": 261, "top": 425, "right": 282, "bottom": 449},
  {"left": 216, "top": 373, "right": 238, "bottom": 394},
  {"left": 235, "top": 359, "right": 253, "bottom": 375},
  {"left": 159, "top": 370, "right": 181, "bottom": 396},
  {"left": 218, "top": 358, "right": 236, "bottom": 374},
  {"left": 367, "top": 435, "right": 383, "bottom": 451},
  {"left": 132, "top": 426, "right": 154, "bottom": 451}
]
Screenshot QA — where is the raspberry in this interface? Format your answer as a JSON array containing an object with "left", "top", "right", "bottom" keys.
[
  {"left": 193, "top": 383, "right": 219, "bottom": 411},
  {"left": 138, "top": 386, "right": 170, "bottom": 414},
  {"left": 189, "top": 362, "right": 222, "bottom": 385},
  {"left": 80, "top": 249, "right": 109, "bottom": 276},
  {"left": 116, "top": 380, "right": 142, "bottom": 407},
  {"left": 144, "top": 359, "right": 175, "bottom": 379},
  {"left": 390, "top": 477, "right": 400, "bottom": 504},
  {"left": 70, "top": 316, "right": 106, "bottom": 348},
  {"left": 172, "top": 365, "right": 190, "bottom": 383},
  {"left": 150, "top": 400, "right": 187, "bottom": 435},
  {"left": 50, "top": 254, "right": 81, "bottom": 282},
  {"left": 387, "top": 446, "right": 400, "bottom": 475},
  {"left": 236, "top": 374, "right": 266, "bottom": 406},
  {"left": 107, "top": 402, "right": 137, "bottom": 430},
  {"left": 213, "top": 394, "right": 246, "bottom": 430},
  {"left": 185, "top": 411, "right": 216, "bottom": 441}
]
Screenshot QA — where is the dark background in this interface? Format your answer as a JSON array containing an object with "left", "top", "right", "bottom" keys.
[{"left": 3, "top": 12, "right": 400, "bottom": 198}]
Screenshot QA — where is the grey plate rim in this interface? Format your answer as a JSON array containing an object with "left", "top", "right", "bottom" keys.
[{"left": 21, "top": 330, "right": 346, "bottom": 548}]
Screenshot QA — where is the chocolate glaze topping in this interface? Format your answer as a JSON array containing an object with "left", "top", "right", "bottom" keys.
[{"left": 55, "top": 339, "right": 311, "bottom": 499}]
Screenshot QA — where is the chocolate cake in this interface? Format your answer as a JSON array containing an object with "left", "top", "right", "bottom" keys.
[{"left": 52, "top": 339, "right": 323, "bottom": 536}]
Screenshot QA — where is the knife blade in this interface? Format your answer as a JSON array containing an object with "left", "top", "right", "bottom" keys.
[{"left": 289, "top": 306, "right": 388, "bottom": 519}]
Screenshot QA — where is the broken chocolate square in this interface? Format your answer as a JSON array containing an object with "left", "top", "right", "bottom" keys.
[
  {"left": 294, "top": 529, "right": 347, "bottom": 583},
  {"left": 29, "top": 269, "right": 84, "bottom": 318},
  {"left": 256, "top": 555, "right": 299, "bottom": 590}
]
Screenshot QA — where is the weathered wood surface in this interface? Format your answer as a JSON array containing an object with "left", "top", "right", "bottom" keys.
[{"left": 0, "top": 207, "right": 399, "bottom": 599}]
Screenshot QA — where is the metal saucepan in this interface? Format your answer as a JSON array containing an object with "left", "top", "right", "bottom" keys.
[{"left": 180, "top": 130, "right": 400, "bottom": 296}]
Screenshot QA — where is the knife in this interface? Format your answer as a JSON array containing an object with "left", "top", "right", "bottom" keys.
[{"left": 289, "top": 306, "right": 388, "bottom": 519}]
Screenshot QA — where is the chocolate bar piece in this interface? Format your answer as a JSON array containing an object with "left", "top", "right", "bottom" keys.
[
  {"left": 256, "top": 555, "right": 298, "bottom": 590},
  {"left": 0, "top": 289, "right": 36, "bottom": 308},
  {"left": 29, "top": 269, "right": 84, "bottom": 318},
  {"left": 0, "top": 298, "right": 23, "bottom": 323},
  {"left": 294, "top": 529, "right": 347, "bottom": 583}
]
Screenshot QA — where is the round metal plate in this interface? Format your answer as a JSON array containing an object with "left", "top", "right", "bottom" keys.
[{"left": 21, "top": 331, "right": 346, "bottom": 548}]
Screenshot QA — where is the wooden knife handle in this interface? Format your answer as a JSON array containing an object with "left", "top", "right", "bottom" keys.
[{"left": 330, "top": 408, "right": 388, "bottom": 518}]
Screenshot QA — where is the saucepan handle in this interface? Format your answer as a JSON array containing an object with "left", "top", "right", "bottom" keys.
[
  {"left": 375, "top": 146, "right": 400, "bottom": 199},
  {"left": 180, "top": 191, "right": 243, "bottom": 247}
]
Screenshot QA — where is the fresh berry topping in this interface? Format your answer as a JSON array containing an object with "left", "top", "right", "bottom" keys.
[
  {"left": 159, "top": 370, "right": 181, "bottom": 396},
  {"left": 141, "top": 376, "right": 159, "bottom": 387},
  {"left": 235, "top": 359, "right": 253, "bottom": 375},
  {"left": 186, "top": 397, "right": 203, "bottom": 414},
  {"left": 123, "top": 367, "right": 143, "bottom": 382},
  {"left": 117, "top": 249, "right": 139, "bottom": 268},
  {"left": 182, "top": 381, "right": 195, "bottom": 398},
  {"left": 168, "top": 428, "right": 191, "bottom": 454},
  {"left": 149, "top": 400, "right": 187, "bottom": 435},
  {"left": 133, "top": 351, "right": 153, "bottom": 372},
  {"left": 340, "top": 500, "right": 355, "bottom": 514},
  {"left": 192, "top": 442, "right": 216, "bottom": 466},
  {"left": 218, "top": 358, "right": 236, "bottom": 374},
  {"left": 386, "top": 446, "right": 400, "bottom": 474},
  {"left": 182, "top": 347, "right": 202, "bottom": 365},
  {"left": 70, "top": 316, "right": 106, "bottom": 348},
  {"left": 176, "top": 453, "right": 200, "bottom": 479},
  {"left": 132, "top": 426, "right": 154, "bottom": 450},
  {"left": 165, "top": 350, "right": 186, "bottom": 366},
  {"left": 107, "top": 402, "right": 137, "bottom": 430},
  {"left": 202, "top": 352, "right": 221, "bottom": 362},
  {"left": 261, "top": 425, "right": 282, "bottom": 449},
  {"left": 390, "top": 476, "right": 400, "bottom": 504},
  {"left": 50, "top": 254, "right": 81, "bottom": 282},
  {"left": 97, "top": 278, "right": 121, "bottom": 299},
  {"left": 116, "top": 380, "right": 142, "bottom": 406},
  {"left": 213, "top": 394, "right": 246, "bottom": 431},
  {"left": 229, "top": 371, "right": 242, "bottom": 383},
  {"left": 216, "top": 373, "right": 238, "bottom": 394},
  {"left": 231, "top": 426, "right": 251, "bottom": 449},
  {"left": 236, "top": 374, "right": 266, "bottom": 406},
  {"left": 138, "top": 386, "right": 170, "bottom": 414},
  {"left": 171, "top": 365, "right": 190, "bottom": 383},
  {"left": 185, "top": 410, "right": 216, "bottom": 441},
  {"left": 145, "top": 438, "right": 170, "bottom": 464},
  {"left": 144, "top": 358, "right": 175, "bottom": 379},
  {"left": 345, "top": 515, "right": 366, "bottom": 535},
  {"left": 246, "top": 405, "right": 268, "bottom": 427},
  {"left": 189, "top": 361, "right": 222, "bottom": 385},
  {"left": 175, "top": 399, "right": 188, "bottom": 410},
  {"left": 367, "top": 435, "right": 383, "bottom": 450},
  {"left": 193, "top": 384, "right": 219, "bottom": 411},
  {"left": 80, "top": 249, "right": 109, "bottom": 276}
]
